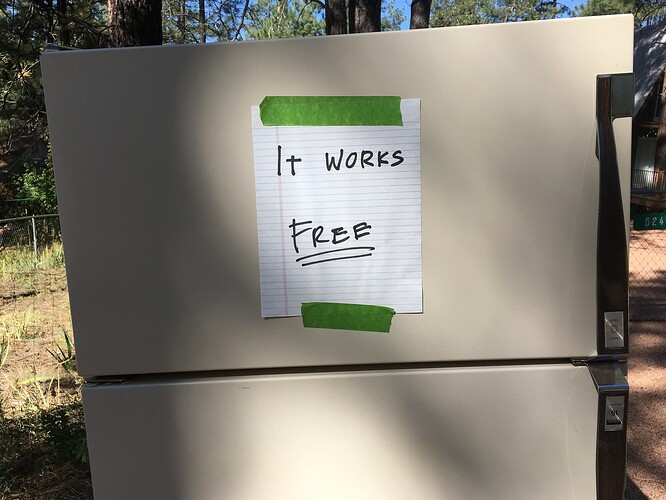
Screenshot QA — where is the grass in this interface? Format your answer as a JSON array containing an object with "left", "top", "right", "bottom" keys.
[
  {"left": 0, "top": 403, "right": 92, "bottom": 499},
  {"left": 0, "top": 242, "right": 65, "bottom": 274},
  {"left": 1, "top": 306, "right": 36, "bottom": 340},
  {"left": 0, "top": 241, "right": 92, "bottom": 499},
  {"left": 0, "top": 335, "right": 9, "bottom": 370}
]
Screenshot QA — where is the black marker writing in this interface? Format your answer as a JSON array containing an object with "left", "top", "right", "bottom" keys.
[
  {"left": 288, "top": 219, "right": 373, "bottom": 265},
  {"left": 277, "top": 145, "right": 301, "bottom": 176},
  {"left": 296, "top": 247, "right": 376, "bottom": 267},
  {"left": 324, "top": 149, "right": 404, "bottom": 171},
  {"left": 288, "top": 219, "right": 312, "bottom": 253},
  {"left": 352, "top": 222, "right": 372, "bottom": 239},
  {"left": 331, "top": 227, "right": 349, "bottom": 244}
]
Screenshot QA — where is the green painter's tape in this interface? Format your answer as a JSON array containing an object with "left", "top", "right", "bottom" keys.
[
  {"left": 259, "top": 96, "right": 403, "bottom": 126},
  {"left": 301, "top": 302, "right": 395, "bottom": 333}
]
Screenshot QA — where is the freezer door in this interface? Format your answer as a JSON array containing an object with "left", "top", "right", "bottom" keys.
[
  {"left": 41, "top": 16, "right": 633, "bottom": 377},
  {"left": 83, "top": 365, "right": 601, "bottom": 500}
]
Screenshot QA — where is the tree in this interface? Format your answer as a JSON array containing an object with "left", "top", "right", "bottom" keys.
[
  {"left": 13, "top": 146, "right": 58, "bottom": 215},
  {"left": 245, "top": 0, "right": 324, "bottom": 39},
  {"left": 576, "top": 0, "right": 632, "bottom": 17},
  {"left": 0, "top": 1, "right": 107, "bottom": 218},
  {"left": 575, "top": 0, "right": 665, "bottom": 27},
  {"left": 203, "top": 0, "right": 251, "bottom": 41},
  {"left": 431, "top": 0, "right": 566, "bottom": 27},
  {"left": 431, "top": 0, "right": 492, "bottom": 27},
  {"left": 351, "top": 0, "right": 381, "bottom": 32},
  {"left": 326, "top": 0, "right": 346, "bottom": 34},
  {"left": 108, "top": 0, "right": 163, "bottom": 46},
  {"left": 410, "top": 0, "right": 432, "bottom": 28},
  {"left": 382, "top": 0, "right": 405, "bottom": 30},
  {"left": 0, "top": 1, "right": 107, "bottom": 155}
]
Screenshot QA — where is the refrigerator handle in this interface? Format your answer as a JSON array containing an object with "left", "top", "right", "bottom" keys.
[
  {"left": 586, "top": 361, "right": 629, "bottom": 500},
  {"left": 595, "top": 74, "right": 632, "bottom": 355}
]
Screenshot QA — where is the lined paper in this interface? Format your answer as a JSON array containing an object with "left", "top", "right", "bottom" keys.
[{"left": 251, "top": 99, "right": 422, "bottom": 318}]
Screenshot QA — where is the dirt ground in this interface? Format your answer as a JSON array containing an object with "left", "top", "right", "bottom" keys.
[
  {"left": 626, "top": 321, "right": 666, "bottom": 499},
  {"left": 629, "top": 230, "right": 666, "bottom": 321},
  {"left": 0, "top": 269, "right": 75, "bottom": 413}
]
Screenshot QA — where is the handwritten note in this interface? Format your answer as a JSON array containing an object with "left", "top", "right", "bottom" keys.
[{"left": 251, "top": 97, "right": 422, "bottom": 318}]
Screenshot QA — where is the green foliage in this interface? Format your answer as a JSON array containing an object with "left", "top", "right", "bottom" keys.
[
  {"left": 1, "top": 2, "right": 106, "bottom": 219},
  {"left": 245, "top": 0, "right": 325, "bottom": 39},
  {"left": 48, "top": 329, "right": 77, "bottom": 377},
  {"left": 165, "top": 0, "right": 254, "bottom": 42},
  {"left": 575, "top": 0, "right": 665, "bottom": 27},
  {"left": 382, "top": 0, "right": 407, "bottom": 31},
  {"left": 0, "top": 403, "right": 89, "bottom": 477},
  {"left": 431, "top": 0, "right": 567, "bottom": 27},
  {"left": 0, "top": 1, "right": 107, "bottom": 143},
  {"left": 13, "top": 160, "right": 58, "bottom": 216},
  {"left": 39, "top": 404, "right": 89, "bottom": 464},
  {"left": 431, "top": 0, "right": 489, "bottom": 27},
  {"left": 576, "top": 0, "right": 632, "bottom": 16}
]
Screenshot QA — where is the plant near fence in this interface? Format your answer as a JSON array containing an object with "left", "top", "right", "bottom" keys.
[{"left": 0, "top": 335, "right": 9, "bottom": 370}]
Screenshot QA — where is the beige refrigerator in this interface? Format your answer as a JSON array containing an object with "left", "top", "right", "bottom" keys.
[{"left": 42, "top": 15, "right": 632, "bottom": 499}]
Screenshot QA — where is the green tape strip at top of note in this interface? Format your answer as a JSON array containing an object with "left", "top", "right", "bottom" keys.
[
  {"left": 259, "top": 96, "right": 403, "bottom": 126},
  {"left": 301, "top": 302, "right": 395, "bottom": 333}
]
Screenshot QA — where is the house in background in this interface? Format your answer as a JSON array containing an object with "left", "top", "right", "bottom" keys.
[{"left": 633, "top": 22, "right": 666, "bottom": 211}]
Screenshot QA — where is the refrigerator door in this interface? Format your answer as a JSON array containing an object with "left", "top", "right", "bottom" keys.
[
  {"left": 83, "top": 365, "right": 599, "bottom": 500},
  {"left": 41, "top": 16, "right": 633, "bottom": 377}
]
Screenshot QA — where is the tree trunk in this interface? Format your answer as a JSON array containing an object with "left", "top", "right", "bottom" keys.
[
  {"left": 199, "top": 0, "right": 206, "bottom": 43},
  {"left": 349, "top": 0, "right": 356, "bottom": 33},
  {"left": 108, "top": 0, "right": 163, "bottom": 47},
  {"left": 326, "top": 0, "right": 347, "bottom": 35},
  {"left": 655, "top": 70, "right": 666, "bottom": 189},
  {"left": 56, "top": 0, "right": 71, "bottom": 46},
  {"left": 353, "top": 0, "right": 381, "bottom": 32},
  {"left": 409, "top": 0, "right": 431, "bottom": 29}
]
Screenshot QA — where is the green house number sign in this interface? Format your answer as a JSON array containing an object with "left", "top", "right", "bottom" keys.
[{"left": 634, "top": 213, "right": 666, "bottom": 231}]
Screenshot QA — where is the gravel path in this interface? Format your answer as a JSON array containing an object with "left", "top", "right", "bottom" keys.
[{"left": 626, "top": 322, "right": 666, "bottom": 499}]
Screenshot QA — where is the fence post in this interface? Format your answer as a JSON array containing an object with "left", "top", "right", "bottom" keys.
[{"left": 31, "top": 215, "right": 38, "bottom": 265}]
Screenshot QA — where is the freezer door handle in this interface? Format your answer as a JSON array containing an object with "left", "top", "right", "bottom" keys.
[
  {"left": 587, "top": 361, "right": 629, "bottom": 500},
  {"left": 596, "top": 74, "right": 632, "bottom": 354}
]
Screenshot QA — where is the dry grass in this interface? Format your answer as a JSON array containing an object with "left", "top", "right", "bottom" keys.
[{"left": 0, "top": 245, "right": 92, "bottom": 500}]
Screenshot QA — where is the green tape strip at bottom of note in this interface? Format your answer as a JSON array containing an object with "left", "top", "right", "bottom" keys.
[{"left": 301, "top": 302, "right": 395, "bottom": 333}]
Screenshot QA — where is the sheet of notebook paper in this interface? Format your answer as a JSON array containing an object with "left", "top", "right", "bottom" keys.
[{"left": 251, "top": 99, "right": 422, "bottom": 318}]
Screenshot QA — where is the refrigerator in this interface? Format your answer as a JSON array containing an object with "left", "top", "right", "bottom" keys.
[{"left": 41, "top": 15, "right": 632, "bottom": 500}]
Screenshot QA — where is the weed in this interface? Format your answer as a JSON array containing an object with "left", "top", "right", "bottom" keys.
[
  {"left": 1, "top": 307, "right": 34, "bottom": 340},
  {"left": 37, "top": 242, "right": 65, "bottom": 269},
  {"left": 0, "top": 402, "right": 91, "bottom": 497},
  {"left": 0, "top": 335, "right": 9, "bottom": 370},
  {"left": 0, "top": 247, "right": 36, "bottom": 274},
  {"left": 40, "top": 403, "right": 89, "bottom": 464},
  {"left": 48, "top": 329, "right": 76, "bottom": 376},
  {"left": 13, "top": 371, "right": 58, "bottom": 410},
  {"left": 0, "top": 238, "right": 91, "bottom": 498},
  {"left": 0, "top": 242, "right": 65, "bottom": 276}
]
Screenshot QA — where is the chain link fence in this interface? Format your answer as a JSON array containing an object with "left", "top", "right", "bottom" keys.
[
  {"left": 0, "top": 214, "right": 67, "bottom": 336},
  {"left": 629, "top": 228, "right": 666, "bottom": 320},
  {"left": 0, "top": 214, "right": 61, "bottom": 260}
]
